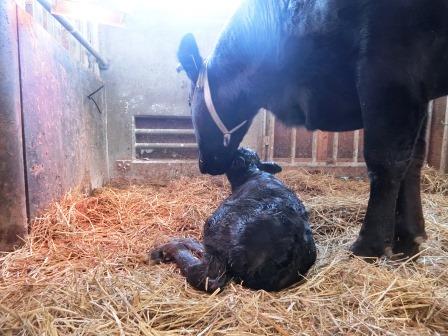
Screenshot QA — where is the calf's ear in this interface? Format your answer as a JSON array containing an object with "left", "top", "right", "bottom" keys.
[
  {"left": 259, "top": 162, "right": 282, "bottom": 175},
  {"left": 177, "top": 33, "right": 203, "bottom": 83}
]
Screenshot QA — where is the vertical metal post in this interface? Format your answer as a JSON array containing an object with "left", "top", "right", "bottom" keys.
[{"left": 0, "top": 0, "right": 28, "bottom": 251}]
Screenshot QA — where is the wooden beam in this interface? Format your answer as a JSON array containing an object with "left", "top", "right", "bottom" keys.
[
  {"left": 440, "top": 97, "right": 448, "bottom": 173},
  {"left": 332, "top": 133, "right": 339, "bottom": 162},
  {"left": 290, "top": 128, "right": 297, "bottom": 164},
  {"left": 424, "top": 100, "right": 434, "bottom": 165}
]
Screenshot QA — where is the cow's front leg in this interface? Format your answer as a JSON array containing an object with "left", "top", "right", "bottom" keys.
[
  {"left": 393, "top": 163, "right": 426, "bottom": 258},
  {"left": 393, "top": 120, "right": 428, "bottom": 259},
  {"left": 150, "top": 238, "right": 204, "bottom": 264},
  {"left": 351, "top": 62, "right": 427, "bottom": 258},
  {"left": 150, "top": 239, "right": 229, "bottom": 292},
  {"left": 351, "top": 152, "right": 408, "bottom": 258}
]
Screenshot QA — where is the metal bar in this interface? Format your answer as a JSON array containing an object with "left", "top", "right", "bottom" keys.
[
  {"left": 131, "top": 115, "right": 136, "bottom": 160},
  {"left": 440, "top": 97, "right": 448, "bottom": 173},
  {"left": 35, "top": 0, "right": 109, "bottom": 70},
  {"left": 290, "top": 128, "right": 297, "bottom": 164},
  {"left": 353, "top": 130, "right": 360, "bottom": 164},
  {"left": 424, "top": 100, "right": 434, "bottom": 165},
  {"left": 135, "top": 129, "right": 195, "bottom": 135},
  {"left": 135, "top": 143, "right": 198, "bottom": 149}
]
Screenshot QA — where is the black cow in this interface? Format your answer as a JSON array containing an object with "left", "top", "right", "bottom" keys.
[
  {"left": 176, "top": 0, "right": 448, "bottom": 259},
  {"left": 151, "top": 148, "right": 316, "bottom": 292}
]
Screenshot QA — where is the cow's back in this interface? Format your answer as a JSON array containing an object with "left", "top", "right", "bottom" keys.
[{"left": 277, "top": 0, "right": 448, "bottom": 131}]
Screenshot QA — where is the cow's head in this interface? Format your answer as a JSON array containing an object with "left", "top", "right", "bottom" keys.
[{"left": 177, "top": 33, "right": 255, "bottom": 175}]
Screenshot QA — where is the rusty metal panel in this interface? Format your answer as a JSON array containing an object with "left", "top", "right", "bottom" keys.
[
  {"left": 17, "top": 7, "right": 108, "bottom": 217},
  {"left": 0, "top": 0, "right": 28, "bottom": 251}
]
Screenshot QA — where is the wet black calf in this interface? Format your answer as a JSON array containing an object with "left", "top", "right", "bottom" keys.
[{"left": 151, "top": 148, "right": 316, "bottom": 293}]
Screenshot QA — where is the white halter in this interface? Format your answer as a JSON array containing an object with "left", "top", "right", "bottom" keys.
[{"left": 196, "top": 60, "right": 248, "bottom": 147}]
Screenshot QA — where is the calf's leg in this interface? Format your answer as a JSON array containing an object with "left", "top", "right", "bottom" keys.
[
  {"left": 150, "top": 239, "right": 229, "bottom": 292},
  {"left": 351, "top": 62, "right": 427, "bottom": 258},
  {"left": 393, "top": 119, "right": 428, "bottom": 259}
]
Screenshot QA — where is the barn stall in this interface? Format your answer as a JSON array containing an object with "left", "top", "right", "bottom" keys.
[{"left": 0, "top": 0, "right": 447, "bottom": 334}]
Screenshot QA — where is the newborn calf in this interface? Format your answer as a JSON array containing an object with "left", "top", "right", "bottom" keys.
[{"left": 151, "top": 148, "right": 316, "bottom": 292}]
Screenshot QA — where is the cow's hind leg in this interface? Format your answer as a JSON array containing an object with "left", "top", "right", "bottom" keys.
[
  {"left": 393, "top": 119, "right": 428, "bottom": 259},
  {"left": 150, "top": 239, "right": 229, "bottom": 292},
  {"left": 351, "top": 62, "right": 427, "bottom": 258}
]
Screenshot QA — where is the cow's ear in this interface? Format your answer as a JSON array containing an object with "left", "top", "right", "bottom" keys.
[
  {"left": 259, "top": 162, "right": 282, "bottom": 175},
  {"left": 177, "top": 33, "right": 203, "bottom": 83}
]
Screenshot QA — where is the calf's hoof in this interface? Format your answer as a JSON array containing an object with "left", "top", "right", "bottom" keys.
[
  {"left": 171, "top": 238, "right": 204, "bottom": 255},
  {"left": 392, "top": 236, "right": 426, "bottom": 261},
  {"left": 149, "top": 242, "right": 179, "bottom": 264},
  {"left": 350, "top": 236, "right": 388, "bottom": 260}
]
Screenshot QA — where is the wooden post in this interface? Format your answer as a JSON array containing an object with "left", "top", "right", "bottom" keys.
[
  {"left": 290, "top": 128, "right": 297, "bottom": 164},
  {"left": 332, "top": 133, "right": 339, "bottom": 163},
  {"left": 424, "top": 100, "right": 434, "bottom": 165},
  {"left": 311, "top": 132, "right": 318, "bottom": 164},
  {"left": 353, "top": 130, "right": 360, "bottom": 164},
  {"left": 440, "top": 97, "right": 448, "bottom": 173},
  {"left": 268, "top": 113, "right": 275, "bottom": 161}
]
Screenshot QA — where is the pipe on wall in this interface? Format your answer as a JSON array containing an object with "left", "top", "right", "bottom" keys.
[{"left": 36, "top": 0, "right": 109, "bottom": 70}]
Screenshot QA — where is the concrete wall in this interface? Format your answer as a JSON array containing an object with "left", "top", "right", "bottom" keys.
[{"left": 101, "top": 4, "right": 265, "bottom": 181}]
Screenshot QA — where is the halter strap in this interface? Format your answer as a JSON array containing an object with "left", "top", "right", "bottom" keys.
[{"left": 198, "top": 60, "right": 248, "bottom": 147}]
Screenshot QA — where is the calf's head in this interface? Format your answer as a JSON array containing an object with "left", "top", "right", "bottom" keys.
[
  {"left": 177, "top": 34, "right": 256, "bottom": 175},
  {"left": 226, "top": 148, "right": 282, "bottom": 188}
]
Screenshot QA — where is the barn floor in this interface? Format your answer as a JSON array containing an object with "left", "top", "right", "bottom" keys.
[{"left": 0, "top": 170, "right": 447, "bottom": 335}]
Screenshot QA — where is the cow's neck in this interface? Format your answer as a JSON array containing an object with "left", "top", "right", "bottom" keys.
[{"left": 207, "top": 0, "right": 287, "bottom": 117}]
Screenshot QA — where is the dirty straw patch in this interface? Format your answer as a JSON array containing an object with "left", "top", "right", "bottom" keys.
[{"left": 0, "top": 170, "right": 447, "bottom": 335}]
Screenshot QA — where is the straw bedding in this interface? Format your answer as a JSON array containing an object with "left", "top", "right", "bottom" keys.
[{"left": 0, "top": 169, "right": 447, "bottom": 335}]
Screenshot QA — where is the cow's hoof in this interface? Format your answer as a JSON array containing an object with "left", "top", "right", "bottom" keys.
[
  {"left": 350, "top": 237, "right": 385, "bottom": 260},
  {"left": 392, "top": 236, "right": 425, "bottom": 261}
]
